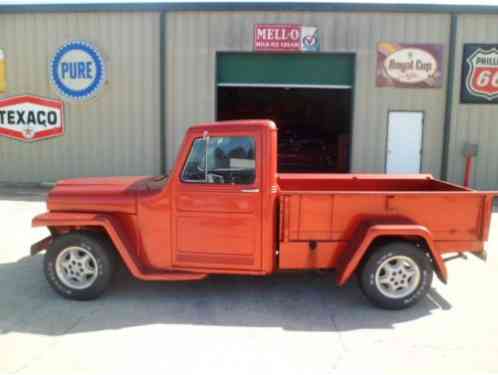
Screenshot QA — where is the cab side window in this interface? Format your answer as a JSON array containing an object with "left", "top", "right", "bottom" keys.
[{"left": 182, "top": 136, "right": 256, "bottom": 185}]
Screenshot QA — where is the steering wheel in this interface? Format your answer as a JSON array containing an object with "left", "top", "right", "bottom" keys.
[{"left": 207, "top": 173, "right": 224, "bottom": 184}]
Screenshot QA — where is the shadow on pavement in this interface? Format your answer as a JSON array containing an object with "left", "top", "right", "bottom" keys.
[
  {"left": 0, "top": 254, "right": 451, "bottom": 337},
  {"left": 0, "top": 185, "right": 49, "bottom": 202}
]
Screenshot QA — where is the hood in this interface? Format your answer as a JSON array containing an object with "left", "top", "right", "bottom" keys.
[{"left": 47, "top": 176, "right": 152, "bottom": 214}]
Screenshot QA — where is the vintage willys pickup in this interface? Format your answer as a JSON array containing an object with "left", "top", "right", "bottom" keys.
[{"left": 32, "top": 120, "right": 495, "bottom": 309}]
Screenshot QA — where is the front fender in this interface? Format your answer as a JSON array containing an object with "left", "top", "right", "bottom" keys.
[
  {"left": 335, "top": 224, "right": 447, "bottom": 286},
  {"left": 32, "top": 212, "right": 144, "bottom": 279}
]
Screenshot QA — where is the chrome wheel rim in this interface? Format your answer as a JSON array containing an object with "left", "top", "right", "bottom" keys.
[
  {"left": 375, "top": 255, "right": 421, "bottom": 299},
  {"left": 55, "top": 246, "right": 98, "bottom": 290}
]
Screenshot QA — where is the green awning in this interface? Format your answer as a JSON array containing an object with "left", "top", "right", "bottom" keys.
[{"left": 217, "top": 53, "right": 354, "bottom": 87}]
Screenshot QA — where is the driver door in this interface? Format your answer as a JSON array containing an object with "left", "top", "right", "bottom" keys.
[{"left": 172, "top": 130, "right": 263, "bottom": 272}]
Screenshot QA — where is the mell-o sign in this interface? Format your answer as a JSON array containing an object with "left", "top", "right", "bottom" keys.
[
  {"left": 461, "top": 44, "right": 498, "bottom": 103},
  {"left": 0, "top": 95, "right": 64, "bottom": 141},
  {"left": 377, "top": 42, "right": 444, "bottom": 88},
  {"left": 254, "top": 24, "right": 319, "bottom": 52}
]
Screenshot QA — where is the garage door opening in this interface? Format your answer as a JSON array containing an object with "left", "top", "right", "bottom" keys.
[
  {"left": 217, "top": 86, "right": 352, "bottom": 173},
  {"left": 216, "top": 52, "right": 354, "bottom": 173}
]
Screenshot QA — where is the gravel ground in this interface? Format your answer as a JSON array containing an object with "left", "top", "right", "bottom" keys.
[{"left": 1, "top": 188, "right": 498, "bottom": 374}]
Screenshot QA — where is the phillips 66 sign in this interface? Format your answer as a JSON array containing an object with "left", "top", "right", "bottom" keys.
[{"left": 461, "top": 44, "right": 498, "bottom": 104}]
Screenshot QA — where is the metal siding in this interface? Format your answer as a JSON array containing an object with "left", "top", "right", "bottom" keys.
[
  {"left": 166, "top": 11, "right": 450, "bottom": 175},
  {"left": 0, "top": 12, "right": 160, "bottom": 182},
  {"left": 448, "top": 14, "right": 498, "bottom": 189}
]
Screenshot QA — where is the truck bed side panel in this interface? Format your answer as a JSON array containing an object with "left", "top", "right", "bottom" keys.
[{"left": 280, "top": 192, "right": 488, "bottom": 269}]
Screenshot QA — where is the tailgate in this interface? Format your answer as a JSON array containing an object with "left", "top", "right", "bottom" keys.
[{"left": 479, "top": 193, "right": 495, "bottom": 242}]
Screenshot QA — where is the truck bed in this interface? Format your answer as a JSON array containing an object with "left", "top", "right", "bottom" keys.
[
  {"left": 277, "top": 174, "right": 493, "bottom": 269},
  {"left": 277, "top": 173, "right": 469, "bottom": 192}
]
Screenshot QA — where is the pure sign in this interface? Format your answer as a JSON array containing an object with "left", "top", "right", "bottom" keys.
[
  {"left": 0, "top": 95, "right": 64, "bottom": 142},
  {"left": 461, "top": 44, "right": 498, "bottom": 103},
  {"left": 50, "top": 40, "right": 106, "bottom": 101},
  {"left": 254, "top": 24, "right": 319, "bottom": 52},
  {"left": 377, "top": 42, "right": 444, "bottom": 88}
]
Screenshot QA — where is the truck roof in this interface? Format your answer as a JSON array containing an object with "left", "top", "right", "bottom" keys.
[{"left": 189, "top": 119, "right": 277, "bottom": 133}]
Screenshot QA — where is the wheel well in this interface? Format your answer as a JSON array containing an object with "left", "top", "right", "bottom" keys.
[
  {"left": 364, "top": 235, "right": 436, "bottom": 270},
  {"left": 49, "top": 226, "right": 109, "bottom": 239},
  {"left": 369, "top": 235, "right": 429, "bottom": 250},
  {"left": 48, "top": 226, "right": 120, "bottom": 261}
]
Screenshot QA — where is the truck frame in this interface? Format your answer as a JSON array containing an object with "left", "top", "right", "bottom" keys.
[{"left": 32, "top": 120, "right": 495, "bottom": 309}]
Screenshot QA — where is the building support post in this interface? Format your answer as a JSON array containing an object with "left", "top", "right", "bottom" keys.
[
  {"left": 159, "top": 11, "right": 167, "bottom": 175},
  {"left": 441, "top": 13, "right": 458, "bottom": 180}
]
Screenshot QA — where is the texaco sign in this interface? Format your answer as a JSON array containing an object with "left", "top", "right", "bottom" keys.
[
  {"left": 461, "top": 44, "right": 498, "bottom": 103},
  {"left": 0, "top": 95, "right": 64, "bottom": 141}
]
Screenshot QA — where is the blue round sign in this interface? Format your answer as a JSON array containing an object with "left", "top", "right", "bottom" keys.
[{"left": 50, "top": 41, "right": 106, "bottom": 101}]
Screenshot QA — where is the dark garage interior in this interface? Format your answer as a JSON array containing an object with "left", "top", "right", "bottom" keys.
[{"left": 217, "top": 86, "right": 352, "bottom": 173}]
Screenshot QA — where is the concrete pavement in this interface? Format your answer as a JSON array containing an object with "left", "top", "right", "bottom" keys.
[{"left": 1, "top": 194, "right": 498, "bottom": 374}]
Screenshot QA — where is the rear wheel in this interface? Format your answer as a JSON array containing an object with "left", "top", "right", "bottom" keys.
[
  {"left": 44, "top": 231, "right": 115, "bottom": 300},
  {"left": 359, "top": 241, "right": 433, "bottom": 310}
]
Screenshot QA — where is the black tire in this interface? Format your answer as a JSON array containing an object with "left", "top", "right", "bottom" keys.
[
  {"left": 358, "top": 241, "right": 433, "bottom": 310},
  {"left": 44, "top": 231, "right": 115, "bottom": 300}
]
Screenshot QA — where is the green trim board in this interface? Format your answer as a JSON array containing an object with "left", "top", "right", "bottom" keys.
[{"left": 217, "top": 53, "right": 355, "bottom": 87}]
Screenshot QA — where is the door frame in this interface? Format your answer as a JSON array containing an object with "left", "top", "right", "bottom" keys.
[
  {"left": 214, "top": 51, "right": 357, "bottom": 172},
  {"left": 171, "top": 125, "right": 265, "bottom": 272},
  {"left": 384, "top": 110, "right": 425, "bottom": 173}
]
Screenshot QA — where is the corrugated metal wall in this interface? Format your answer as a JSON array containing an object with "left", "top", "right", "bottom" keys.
[
  {"left": 166, "top": 11, "right": 450, "bottom": 176},
  {"left": 0, "top": 12, "right": 160, "bottom": 182},
  {"left": 447, "top": 14, "right": 498, "bottom": 190}
]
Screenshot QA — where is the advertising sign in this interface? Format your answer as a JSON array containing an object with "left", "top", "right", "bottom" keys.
[
  {"left": 461, "top": 44, "right": 498, "bottom": 104},
  {"left": 254, "top": 24, "right": 319, "bottom": 52},
  {"left": 0, "top": 49, "right": 6, "bottom": 93},
  {"left": 50, "top": 40, "right": 106, "bottom": 101},
  {"left": 377, "top": 42, "right": 444, "bottom": 88},
  {"left": 0, "top": 95, "right": 64, "bottom": 141}
]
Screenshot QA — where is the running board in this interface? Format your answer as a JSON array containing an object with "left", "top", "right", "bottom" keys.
[{"left": 138, "top": 271, "right": 208, "bottom": 281}]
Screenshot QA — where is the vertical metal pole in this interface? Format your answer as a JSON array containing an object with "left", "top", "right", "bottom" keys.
[
  {"left": 464, "top": 155, "right": 473, "bottom": 187},
  {"left": 159, "top": 11, "right": 167, "bottom": 175},
  {"left": 441, "top": 14, "right": 458, "bottom": 181}
]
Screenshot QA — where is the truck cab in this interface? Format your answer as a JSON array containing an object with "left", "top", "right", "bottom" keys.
[{"left": 161, "top": 120, "right": 278, "bottom": 274}]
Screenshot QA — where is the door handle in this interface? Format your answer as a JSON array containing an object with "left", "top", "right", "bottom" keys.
[{"left": 241, "top": 188, "right": 260, "bottom": 193}]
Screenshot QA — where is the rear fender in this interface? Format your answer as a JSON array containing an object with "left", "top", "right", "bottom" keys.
[
  {"left": 32, "top": 212, "right": 144, "bottom": 278},
  {"left": 336, "top": 224, "right": 447, "bottom": 286}
]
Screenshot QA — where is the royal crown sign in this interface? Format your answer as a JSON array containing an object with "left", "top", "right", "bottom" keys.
[
  {"left": 461, "top": 44, "right": 498, "bottom": 104},
  {"left": 377, "top": 42, "right": 444, "bottom": 88},
  {"left": 0, "top": 95, "right": 64, "bottom": 142},
  {"left": 254, "top": 24, "right": 319, "bottom": 52}
]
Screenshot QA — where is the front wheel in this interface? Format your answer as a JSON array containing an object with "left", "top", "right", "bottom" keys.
[
  {"left": 358, "top": 241, "right": 433, "bottom": 310},
  {"left": 44, "top": 231, "right": 115, "bottom": 300}
]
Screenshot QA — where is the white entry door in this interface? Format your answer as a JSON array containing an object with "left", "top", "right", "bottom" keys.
[{"left": 386, "top": 111, "right": 423, "bottom": 173}]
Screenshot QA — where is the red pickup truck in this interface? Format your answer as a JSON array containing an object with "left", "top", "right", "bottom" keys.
[{"left": 32, "top": 120, "right": 495, "bottom": 309}]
